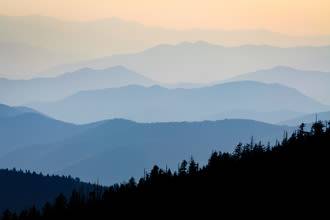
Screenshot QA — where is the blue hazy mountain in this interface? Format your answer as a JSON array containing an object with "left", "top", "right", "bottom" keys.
[
  {"left": 0, "top": 66, "right": 155, "bottom": 105},
  {"left": 0, "top": 118, "right": 293, "bottom": 185},
  {"left": 0, "top": 103, "right": 37, "bottom": 118},
  {"left": 0, "top": 104, "right": 88, "bottom": 155},
  {"left": 28, "top": 81, "right": 328, "bottom": 124},
  {"left": 208, "top": 109, "right": 306, "bottom": 124},
  {"left": 279, "top": 111, "right": 330, "bottom": 126},
  {"left": 227, "top": 66, "right": 330, "bottom": 105},
  {"left": 47, "top": 42, "right": 330, "bottom": 83}
]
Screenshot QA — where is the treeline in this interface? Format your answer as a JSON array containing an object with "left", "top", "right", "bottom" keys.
[
  {"left": 0, "top": 169, "right": 96, "bottom": 213},
  {"left": 2, "top": 121, "right": 329, "bottom": 218}
]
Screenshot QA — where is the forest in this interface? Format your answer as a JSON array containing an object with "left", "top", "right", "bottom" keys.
[
  {"left": 1, "top": 121, "right": 329, "bottom": 218},
  {"left": 0, "top": 169, "right": 96, "bottom": 212}
]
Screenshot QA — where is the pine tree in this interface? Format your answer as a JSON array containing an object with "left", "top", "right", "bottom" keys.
[
  {"left": 178, "top": 160, "right": 188, "bottom": 176},
  {"left": 188, "top": 157, "right": 199, "bottom": 175}
]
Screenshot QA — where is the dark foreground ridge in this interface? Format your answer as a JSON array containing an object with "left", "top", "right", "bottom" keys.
[
  {"left": 1, "top": 121, "right": 329, "bottom": 218},
  {"left": 0, "top": 170, "right": 96, "bottom": 213}
]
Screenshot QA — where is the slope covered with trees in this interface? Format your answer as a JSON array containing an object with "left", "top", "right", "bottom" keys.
[
  {"left": 1, "top": 121, "right": 328, "bottom": 218},
  {"left": 1, "top": 118, "right": 293, "bottom": 185},
  {"left": 0, "top": 169, "right": 96, "bottom": 213}
]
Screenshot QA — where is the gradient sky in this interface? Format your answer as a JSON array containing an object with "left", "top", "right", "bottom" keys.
[{"left": 1, "top": 0, "right": 330, "bottom": 36}]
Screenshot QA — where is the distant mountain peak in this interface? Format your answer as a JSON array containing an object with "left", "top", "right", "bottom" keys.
[
  {"left": 227, "top": 66, "right": 330, "bottom": 105},
  {"left": 0, "top": 65, "right": 155, "bottom": 105},
  {"left": 149, "top": 85, "right": 166, "bottom": 90},
  {"left": 0, "top": 103, "right": 39, "bottom": 118},
  {"left": 270, "top": 65, "right": 297, "bottom": 71},
  {"left": 104, "top": 65, "right": 135, "bottom": 72},
  {"left": 75, "top": 67, "right": 94, "bottom": 73}
]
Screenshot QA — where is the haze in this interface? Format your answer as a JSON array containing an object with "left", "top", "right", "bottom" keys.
[{"left": 1, "top": 0, "right": 330, "bottom": 36}]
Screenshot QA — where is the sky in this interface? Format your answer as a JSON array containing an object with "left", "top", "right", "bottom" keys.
[{"left": 1, "top": 0, "right": 330, "bottom": 36}]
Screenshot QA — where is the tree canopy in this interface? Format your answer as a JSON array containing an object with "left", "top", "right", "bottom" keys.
[{"left": 1, "top": 121, "right": 329, "bottom": 219}]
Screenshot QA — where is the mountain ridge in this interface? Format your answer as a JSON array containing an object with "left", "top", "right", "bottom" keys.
[
  {"left": 2, "top": 14, "right": 330, "bottom": 78},
  {"left": 226, "top": 66, "right": 330, "bottom": 104},
  {"left": 0, "top": 117, "right": 294, "bottom": 185},
  {"left": 0, "top": 66, "right": 155, "bottom": 105},
  {"left": 44, "top": 41, "right": 330, "bottom": 83},
  {"left": 28, "top": 81, "right": 328, "bottom": 124},
  {"left": 0, "top": 104, "right": 89, "bottom": 155},
  {"left": 279, "top": 111, "right": 330, "bottom": 126}
]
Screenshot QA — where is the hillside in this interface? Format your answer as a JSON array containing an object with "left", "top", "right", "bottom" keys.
[
  {"left": 0, "top": 118, "right": 294, "bottom": 184},
  {"left": 0, "top": 169, "right": 95, "bottom": 212},
  {"left": 0, "top": 104, "right": 87, "bottom": 155}
]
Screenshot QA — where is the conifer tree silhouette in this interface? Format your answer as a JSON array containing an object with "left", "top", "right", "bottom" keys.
[{"left": 2, "top": 121, "right": 329, "bottom": 219}]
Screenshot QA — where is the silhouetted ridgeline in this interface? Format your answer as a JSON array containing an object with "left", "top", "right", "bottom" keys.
[
  {"left": 0, "top": 170, "right": 97, "bottom": 213},
  {"left": 1, "top": 121, "right": 329, "bottom": 218}
]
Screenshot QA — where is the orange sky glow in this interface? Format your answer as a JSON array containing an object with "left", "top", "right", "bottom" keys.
[{"left": 0, "top": 0, "right": 330, "bottom": 36}]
